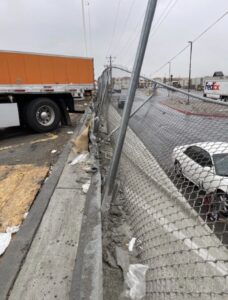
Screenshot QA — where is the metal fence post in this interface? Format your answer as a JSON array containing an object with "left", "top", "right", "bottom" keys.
[{"left": 104, "top": 0, "right": 158, "bottom": 197}]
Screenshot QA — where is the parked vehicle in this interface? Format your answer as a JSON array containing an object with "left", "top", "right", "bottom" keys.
[
  {"left": 0, "top": 51, "right": 94, "bottom": 132},
  {"left": 172, "top": 81, "right": 181, "bottom": 88},
  {"left": 172, "top": 142, "right": 228, "bottom": 220},
  {"left": 118, "top": 89, "right": 127, "bottom": 109},
  {"left": 203, "top": 71, "right": 228, "bottom": 101},
  {"left": 118, "top": 97, "right": 125, "bottom": 109}
]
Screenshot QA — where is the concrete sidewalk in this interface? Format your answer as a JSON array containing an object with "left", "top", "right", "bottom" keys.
[
  {"left": 8, "top": 149, "right": 91, "bottom": 299},
  {"left": 0, "top": 109, "right": 102, "bottom": 300}
]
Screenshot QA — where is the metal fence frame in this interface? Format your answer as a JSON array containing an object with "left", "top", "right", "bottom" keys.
[{"left": 97, "top": 64, "right": 228, "bottom": 299}]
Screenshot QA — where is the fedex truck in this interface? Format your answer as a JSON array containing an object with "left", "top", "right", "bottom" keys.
[
  {"left": 203, "top": 72, "right": 228, "bottom": 101},
  {"left": 0, "top": 51, "right": 94, "bottom": 132}
]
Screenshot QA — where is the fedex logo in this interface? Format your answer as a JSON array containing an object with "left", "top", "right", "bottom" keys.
[{"left": 205, "top": 81, "right": 220, "bottom": 90}]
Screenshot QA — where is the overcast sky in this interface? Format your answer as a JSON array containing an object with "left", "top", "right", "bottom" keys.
[{"left": 0, "top": 0, "right": 227, "bottom": 79}]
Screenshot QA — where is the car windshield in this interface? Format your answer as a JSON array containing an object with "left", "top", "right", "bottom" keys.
[{"left": 213, "top": 153, "right": 228, "bottom": 176}]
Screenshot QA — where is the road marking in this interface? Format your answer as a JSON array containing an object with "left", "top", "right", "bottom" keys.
[
  {"left": 0, "top": 145, "right": 24, "bottom": 151},
  {"left": 0, "top": 133, "right": 58, "bottom": 152},
  {"left": 31, "top": 133, "right": 58, "bottom": 144}
]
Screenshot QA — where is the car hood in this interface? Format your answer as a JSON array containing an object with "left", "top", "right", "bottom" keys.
[{"left": 215, "top": 176, "right": 228, "bottom": 193}]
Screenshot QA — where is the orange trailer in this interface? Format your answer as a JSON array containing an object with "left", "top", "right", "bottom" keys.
[
  {"left": 0, "top": 51, "right": 94, "bottom": 85},
  {"left": 0, "top": 51, "right": 94, "bottom": 132}
]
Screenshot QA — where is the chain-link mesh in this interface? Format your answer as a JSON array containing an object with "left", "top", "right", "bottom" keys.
[{"left": 99, "top": 67, "right": 228, "bottom": 299}]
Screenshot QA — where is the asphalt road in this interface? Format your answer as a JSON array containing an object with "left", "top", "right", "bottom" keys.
[
  {"left": 0, "top": 112, "right": 82, "bottom": 247},
  {"left": 0, "top": 113, "right": 82, "bottom": 166},
  {"left": 113, "top": 89, "right": 228, "bottom": 244},
  {"left": 129, "top": 89, "right": 228, "bottom": 169}
]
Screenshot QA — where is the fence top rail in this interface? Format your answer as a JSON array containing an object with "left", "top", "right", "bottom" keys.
[{"left": 106, "top": 65, "right": 228, "bottom": 108}]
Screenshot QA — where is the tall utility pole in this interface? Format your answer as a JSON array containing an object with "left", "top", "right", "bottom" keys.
[
  {"left": 81, "top": 0, "right": 88, "bottom": 56},
  {"left": 106, "top": 55, "right": 115, "bottom": 89},
  {"left": 187, "top": 41, "right": 193, "bottom": 104}
]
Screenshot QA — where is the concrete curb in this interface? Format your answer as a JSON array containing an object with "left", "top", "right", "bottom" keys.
[
  {"left": 160, "top": 101, "right": 228, "bottom": 118},
  {"left": 69, "top": 117, "right": 103, "bottom": 300},
  {"left": 0, "top": 111, "right": 91, "bottom": 299}
]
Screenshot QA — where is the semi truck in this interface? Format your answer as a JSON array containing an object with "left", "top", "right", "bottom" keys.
[
  {"left": 203, "top": 72, "right": 228, "bottom": 101},
  {"left": 0, "top": 51, "right": 94, "bottom": 132}
]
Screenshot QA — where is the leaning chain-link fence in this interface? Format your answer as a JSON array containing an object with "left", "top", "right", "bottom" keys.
[{"left": 99, "top": 67, "right": 228, "bottom": 299}]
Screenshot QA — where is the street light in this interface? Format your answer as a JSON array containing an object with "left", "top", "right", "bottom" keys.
[
  {"left": 168, "top": 61, "right": 171, "bottom": 97},
  {"left": 187, "top": 41, "right": 193, "bottom": 104},
  {"left": 169, "top": 61, "right": 171, "bottom": 83}
]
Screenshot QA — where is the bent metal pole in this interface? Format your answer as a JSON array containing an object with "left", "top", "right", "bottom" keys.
[{"left": 106, "top": 0, "right": 158, "bottom": 195}]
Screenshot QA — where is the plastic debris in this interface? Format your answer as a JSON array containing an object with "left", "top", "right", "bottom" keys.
[
  {"left": 125, "top": 264, "right": 149, "bottom": 299},
  {"left": 72, "top": 124, "right": 90, "bottom": 154},
  {"left": 70, "top": 152, "right": 89, "bottom": 165},
  {"left": 90, "top": 133, "right": 96, "bottom": 143},
  {"left": 23, "top": 212, "right": 29, "bottom": 219},
  {"left": 83, "top": 165, "right": 98, "bottom": 174},
  {"left": 0, "top": 233, "right": 11, "bottom": 256},
  {"left": 67, "top": 131, "right": 74, "bottom": 134},
  {"left": 128, "top": 237, "right": 137, "bottom": 252},
  {"left": 51, "top": 149, "right": 57, "bottom": 154},
  {"left": 82, "top": 181, "right": 90, "bottom": 193},
  {"left": 6, "top": 225, "right": 20, "bottom": 234}
]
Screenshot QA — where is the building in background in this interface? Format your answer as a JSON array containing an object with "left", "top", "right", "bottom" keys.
[{"left": 113, "top": 76, "right": 153, "bottom": 90}]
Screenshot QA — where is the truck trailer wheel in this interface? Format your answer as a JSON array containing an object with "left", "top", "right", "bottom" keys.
[{"left": 26, "top": 98, "right": 61, "bottom": 132}]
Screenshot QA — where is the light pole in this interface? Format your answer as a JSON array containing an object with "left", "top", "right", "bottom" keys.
[
  {"left": 169, "top": 61, "right": 171, "bottom": 83},
  {"left": 168, "top": 61, "right": 171, "bottom": 97},
  {"left": 187, "top": 41, "right": 193, "bottom": 104}
]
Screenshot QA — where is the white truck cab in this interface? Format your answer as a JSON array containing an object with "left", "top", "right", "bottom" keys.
[{"left": 203, "top": 71, "right": 228, "bottom": 101}]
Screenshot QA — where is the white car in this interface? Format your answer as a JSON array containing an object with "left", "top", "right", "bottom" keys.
[{"left": 172, "top": 142, "right": 228, "bottom": 219}]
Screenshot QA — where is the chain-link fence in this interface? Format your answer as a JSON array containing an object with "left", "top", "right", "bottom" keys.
[{"left": 98, "top": 66, "right": 228, "bottom": 299}]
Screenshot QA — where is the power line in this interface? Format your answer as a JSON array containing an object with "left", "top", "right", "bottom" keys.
[
  {"left": 149, "top": 0, "right": 179, "bottom": 37},
  {"left": 117, "top": 12, "right": 145, "bottom": 56},
  {"left": 86, "top": 1, "right": 92, "bottom": 56},
  {"left": 106, "top": 0, "right": 121, "bottom": 57},
  {"left": 81, "top": 0, "right": 88, "bottom": 56},
  {"left": 152, "top": 45, "right": 189, "bottom": 75},
  {"left": 116, "top": 11, "right": 145, "bottom": 61},
  {"left": 112, "top": 0, "right": 137, "bottom": 56},
  {"left": 120, "top": 0, "right": 179, "bottom": 66},
  {"left": 152, "top": 10, "right": 228, "bottom": 76},
  {"left": 193, "top": 10, "right": 228, "bottom": 43}
]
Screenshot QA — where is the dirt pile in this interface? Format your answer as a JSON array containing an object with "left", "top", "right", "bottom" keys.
[{"left": 0, "top": 164, "right": 48, "bottom": 231}]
